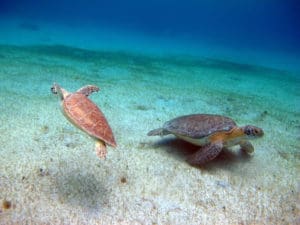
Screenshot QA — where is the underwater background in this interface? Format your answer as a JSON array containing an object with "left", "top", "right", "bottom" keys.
[{"left": 0, "top": 0, "right": 299, "bottom": 224}]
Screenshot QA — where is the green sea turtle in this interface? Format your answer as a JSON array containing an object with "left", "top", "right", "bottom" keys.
[
  {"left": 51, "top": 83, "right": 116, "bottom": 159},
  {"left": 147, "top": 114, "right": 263, "bottom": 165}
]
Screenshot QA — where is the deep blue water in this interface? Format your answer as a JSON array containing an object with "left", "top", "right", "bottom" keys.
[{"left": 1, "top": 0, "right": 300, "bottom": 71}]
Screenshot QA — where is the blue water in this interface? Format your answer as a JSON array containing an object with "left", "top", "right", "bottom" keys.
[{"left": 1, "top": 0, "right": 300, "bottom": 71}]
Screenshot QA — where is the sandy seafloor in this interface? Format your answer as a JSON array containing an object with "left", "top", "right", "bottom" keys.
[{"left": 0, "top": 44, "right": 299, "bottom": 224}]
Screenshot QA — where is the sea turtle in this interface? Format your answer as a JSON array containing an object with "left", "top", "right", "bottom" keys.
[
  {"left": 147, "top": 114, "right": 263, "bottom": 165},
  {"left": 51, "top": 83, "right": 116, "bottom": 159}
]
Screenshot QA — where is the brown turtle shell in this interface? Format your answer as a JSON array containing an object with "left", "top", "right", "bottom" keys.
[
  {"left": 163, "top": 114, "right": 236, "bottom": 139},
  {"left": 62, "top": 92, "right": 116, "bottom": 147}
]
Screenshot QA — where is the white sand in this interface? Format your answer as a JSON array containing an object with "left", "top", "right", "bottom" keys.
[{"left": 0, "top": 45, "right": 299, "bottom": 224}]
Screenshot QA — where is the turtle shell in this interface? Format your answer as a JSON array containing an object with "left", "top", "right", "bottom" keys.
[
  {"left": 163, "top": 114, "right": 236, "bottom": 139},
  {"left": 62, "top": 92, "right": 116, "bottom": 147}
]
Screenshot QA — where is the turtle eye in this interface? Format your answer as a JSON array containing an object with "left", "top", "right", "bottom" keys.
[{"left": 51, "top": 86, "right": 57, "bottom": 94}]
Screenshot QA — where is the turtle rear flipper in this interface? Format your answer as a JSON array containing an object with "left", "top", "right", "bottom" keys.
[
  {"left": 147, "top": 128, "right": 170, "bottom": 136},
  {"left": 187, "top": 142, "right": 223, "bottom": 165}
]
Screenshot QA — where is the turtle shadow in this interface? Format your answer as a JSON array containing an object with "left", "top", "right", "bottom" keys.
[
  {"left": 54, "top": 169, "right": 109, "bottom": 210},
  {"left": 150, "top": 138, "right": 252, "bottom": 170},
  {"left": 200, "top": 147, "right": 253, "bottom": 171},
  {"left": 151, "top": 138, "right": 199, "bottom": 158}
]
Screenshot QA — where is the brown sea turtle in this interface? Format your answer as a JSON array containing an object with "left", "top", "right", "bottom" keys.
[
  {"left": 51, "top": 83, "right": 116, "bottom": 159},
  {"left": 148, "top": 114, "right": 263, "bottom": 165}
]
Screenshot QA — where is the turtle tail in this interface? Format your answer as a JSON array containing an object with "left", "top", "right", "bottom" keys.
[{"left": 147, "top": 128, "right": 170, "bottom": 136}]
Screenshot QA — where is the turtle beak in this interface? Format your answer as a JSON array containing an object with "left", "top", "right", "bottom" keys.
[
  {"left": 259, "top": 128, "right": 264, "bottom": 137},
  {"left": 255, "top": 127, "right": 264, "bottom": 137}
]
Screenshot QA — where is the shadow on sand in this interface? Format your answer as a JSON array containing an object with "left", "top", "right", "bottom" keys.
[
  {"left": 149, "top": 138, "right": 252, "bottom": 171},
  {"left": 54, "top": 168, "right": 109, "bottom": 210}
]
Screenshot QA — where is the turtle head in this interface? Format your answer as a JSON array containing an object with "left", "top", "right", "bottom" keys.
[
  {"left": 51, "top": 83, "right": 59, "bottom": 94},
  {"left": 243, "top": 125, "right": 264, "bottom": 139},
  {"left": 51, "top": 83, "right": 69, "bottom": 100}
]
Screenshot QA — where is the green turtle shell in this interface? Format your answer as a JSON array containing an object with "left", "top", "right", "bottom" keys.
[{"left": 163, "top": 114, "right": 236, "bottom": 138}]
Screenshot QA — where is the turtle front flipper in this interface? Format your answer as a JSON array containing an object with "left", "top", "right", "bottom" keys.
[
  {"left": 240, "top": 141, "right": 254, "bottom": 154},
  {"left": 77, "top": 85, "right": 99, "bottom": 97},
  {"left": 186, "top": 142, "right": 223, "bottom": 165},
  {"left": 95, "top": 140, "right": 107, "bottom": 159}
]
